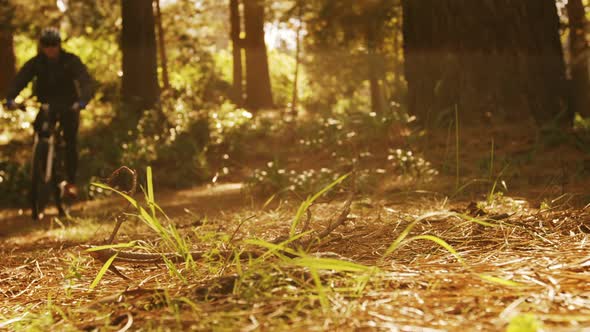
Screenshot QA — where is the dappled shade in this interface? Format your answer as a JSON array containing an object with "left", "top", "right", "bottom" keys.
[{"left": 1, "top": 0, "right": 590, "bottom": 330}]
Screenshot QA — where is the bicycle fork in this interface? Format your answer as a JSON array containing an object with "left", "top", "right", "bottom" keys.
[
  {"left": 32, "top": 133, "right": 55, "bottom": 184},
  {"left": 45, "top": 135, "right": 55, "bottom": 183}
]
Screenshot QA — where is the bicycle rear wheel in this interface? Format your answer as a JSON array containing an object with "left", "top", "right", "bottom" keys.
[{"left": 31, "top": 138, "right": 52, "bottom": 220}]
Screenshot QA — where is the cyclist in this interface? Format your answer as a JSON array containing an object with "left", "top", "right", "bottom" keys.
[{"left": 4, "top": 27, "right": 94, "bottom": 200}]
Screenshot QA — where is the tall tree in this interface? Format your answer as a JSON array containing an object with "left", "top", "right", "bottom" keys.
[
  {"left": 154, "top": 0, "right": 170, "bottom": 91},
  {"left": 230, "top": 0, "right": 244, "bottom": 106},
  {"left": 121, "top": 0, "right": 160, "bottom": 113},
  {"left": 366, "top": 4, "right": 388, "bottom": 115},
  {"left": 566, "top": 0, "right": 590, "bottom": 118},
  {"left": 0, "top": 0, "right": 16, "bottom": 98},
  {"left": 243, "top": 0, "right": 273, "bottom": 110},
  {"left": 290, "top": 1, "right": 303, "bottom": 117},
  {"left": 302, "top": 0, "right": 398, "bottom": 114},
  {"left": 0, "top": 29, "right": 16, "bottom": 99},
  {"left": 402, "top": 0, "right": 568, "bottom": 127}
]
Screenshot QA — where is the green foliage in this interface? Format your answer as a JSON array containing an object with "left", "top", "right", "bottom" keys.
[
  {"left": 214, "top": 49, "right": 308, "bottom": 108},
  {"left": 88, "top": 252, "right": 118, "bottom": 290},
  {"left": 302, "top": 0, "right": 403, "bottom": 112},
  {"left": 380, "top": 211, "right": 522, "bottom": 287},
  {"left": 89, "top": 167, "right": 202, "bottom": 282},
  {"left": 0, "top": 294, "right": 76, "bottom": 331},
  {"left": 209, "top": 101, "right": 255, "bottom": 145},
  {"left": 0, "top": 160, "right": 30, "bottom": 206},
  {"left": 154, "top": 116, "right": 211, "bottom": 186},
  {"left": 298, "top": 103, "right": 412, "bottom": 153},
  {"left": 13, "top": 35, "right": 37, "bottom": 68},
  {"left": 573, "top": 113, "right": 590, "bottom": 154},
  {"left": 290, "top": 173, "right": 349, "bottom": 236},
  {"left": 93, "top": 167, "right": 193, "bottom": 258},
  {"left": 64, "top": 35, "right": 121, "bottom": 103},
  {"left": 247, "top": 162, "right": 343, "bottom": 196},
  {"left": 574, "top": 113, "right": 590, "bottom": 131},
  {"left": 3, "top": 0, "right": 251, "bottom": 195},
  {"left": 269, "top": 49, "right": 311, "bottom": 108},
  {"left": 247, "top": 145, "right": 438, "bottom": 197},
  {"left": 388, "top": 148, "right": 438, "bottom": 181},
  {"left": 170, "top": 49, "right": 222, "bottom": 102}
]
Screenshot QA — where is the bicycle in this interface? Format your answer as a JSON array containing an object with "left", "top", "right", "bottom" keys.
[{"left": 13, "top": 102, "right": 70, "bottom": 220}]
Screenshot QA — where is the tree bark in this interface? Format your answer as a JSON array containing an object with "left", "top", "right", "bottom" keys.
[
  {"left": 230, "top": 0, "right": 244, "bottom": 106},
  {"left": 290, "top": 1, "right": 303, "bottom": 117},
  {"left": 154, "top": 0, "right": 170, "bottom": 91},
  {"left": 121, "top": 0, "right": 160, "bottom": 114},
  {"left": 0, "top": 1, "right": 15, "bottom": 99},
  {"left": 243, "top": 0, "right": 273, "bottom": 110},
  {"left": 402, "top": 0, "right": 568, "bottom": 127},
  {"left": 566, "top": 0, "right": 590, "bottom": 118},
  {"left": 0, "top": 30, "right": 15, "bottom": 99},
  {"left": 367, "top": 14, "right": 386, "bottom": 115}
]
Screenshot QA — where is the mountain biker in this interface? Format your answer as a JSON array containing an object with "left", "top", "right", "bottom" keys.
[{"left": 4, "top": 27, "right": 94, "bottom": 199}]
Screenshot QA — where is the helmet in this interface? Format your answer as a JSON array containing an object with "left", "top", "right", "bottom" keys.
[{"left": 39, "top": 27, "right": 61, "bottom": 47}]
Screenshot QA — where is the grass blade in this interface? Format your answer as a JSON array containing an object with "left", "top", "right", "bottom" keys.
[
  {"left": 147, "top": 166, "right": 156, "bottom": 218},
  {"left": 381, "top": 211, "right": 453, "bottom": 259},
  {"left": 290, "top": 173, "right": 349, "bottom": 237},
  {"left": 291, "top": 256, "right": 372, "bottom": 273},
  {"left": 89, "top": 253, "right": 118, "bottom": 290},
  {"left": 244, "top": 238, "right": 302, "bottom": 258},
  {"left": 455, "top": 213, "right": 498, "bottom": 227},
  {"left": 406, "top": 234, "right": 465, "bottom": 265},
  {"left": 84, "top": 241, "right": 137, "bottom": 252},
  {"left": 310, "top": 268, "right": 329, "bottom": 311}
]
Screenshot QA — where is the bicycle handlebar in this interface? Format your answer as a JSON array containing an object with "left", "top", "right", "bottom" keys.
[{"left": 8, "top": 102, "right": 50, "bottom": 113}]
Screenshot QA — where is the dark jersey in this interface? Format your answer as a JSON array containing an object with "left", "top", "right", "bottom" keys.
[{"left": 7, "top": 50, "right": 94, "bottom": 106}]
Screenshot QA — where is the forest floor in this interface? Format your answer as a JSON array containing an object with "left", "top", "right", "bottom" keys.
[{"left": 1, "top": 117, "right": 590, "bottom": 331}]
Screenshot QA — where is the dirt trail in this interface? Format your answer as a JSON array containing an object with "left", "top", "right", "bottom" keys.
[
  {"left": 0, "top": 182, "right": 248, "bottom": 237},
  {"left": 1, "top": 142, "right": 590, "bottom": 330}
]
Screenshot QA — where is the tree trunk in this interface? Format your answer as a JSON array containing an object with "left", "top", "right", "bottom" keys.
[
  {"left": 121, "top": 0, "right": 160, "bottom": 114},
  {"left": 392, "top": 16, "right": 403, "bottom": 95},
  {"left": 244, "top": 0, "right": 273, "bottom": 110},
  {"left": 566, "top": 0, "right": 590, "bottom": 118},
  {"left": 230, "top": 0, "right": 244, "bottom": 106},
  {"left": 154, "top": 0, "right": 170, "bottom": 91},
  {"left": 0, "top": 1, "right": 15, "bottom": 99},
  {"left": 290, "top": 1, "right": 302, "bottom": 117},
  {"left": 367, "top": 15, "right": 386, "bottom": 115},
  {"left": 402, "top": 0, "right": 568, "bottom": 127}
]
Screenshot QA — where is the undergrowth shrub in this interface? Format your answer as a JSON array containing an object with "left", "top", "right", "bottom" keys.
[
  {"left": 246, "top": 148, "right": 438, "bottom": 197},
  {"left": 0, "top": 160, "right": 30, "bottom": 206},
  {"left": 388, "top": 148, "right": 439, "bottom": 181},
  {"left": 246, "top": 161, "right": 342, "bottom": 196}
]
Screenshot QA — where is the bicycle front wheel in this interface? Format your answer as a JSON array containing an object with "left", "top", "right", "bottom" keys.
[{"left": 31, "top": 138, "right": 52, "bottom": 219}]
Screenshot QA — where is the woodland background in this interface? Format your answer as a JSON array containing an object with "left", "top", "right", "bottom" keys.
[{"left": 1, "top": 1, "right": 590, "bottom": 331}]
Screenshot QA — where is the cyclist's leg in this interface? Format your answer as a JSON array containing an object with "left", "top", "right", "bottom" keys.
[
  {"left": 61, "top": 107, "right": 80, "bottom": 184},
  {"left": 30, "top": 181, "right": 40, "bottom": 220},
  {"left": 53, "top": 177, "right": 66, "bottom": 217}
]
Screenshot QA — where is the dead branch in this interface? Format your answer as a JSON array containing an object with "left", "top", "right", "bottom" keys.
[
  {"left": 86, "top": 246, "right": 262, "bottom": 264},
  {"left": 106, "top": 166, "right": 138, "bottom": 244},
  {"left": 313, "top": 191, "right": 354, "bottom": 241},
  {"left": 268, "top": 192, "right": 354, "bottom": 252},
  {"left": 301, "top": 208, "right": 312, "bottom": 233}
]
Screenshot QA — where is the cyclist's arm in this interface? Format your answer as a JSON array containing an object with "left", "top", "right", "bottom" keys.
[
  {"left": 70, "top": 56, "right": 95, "bottom": 106},
  {"left": 6, "top": 57, "right": 37, "bottom": 101}
]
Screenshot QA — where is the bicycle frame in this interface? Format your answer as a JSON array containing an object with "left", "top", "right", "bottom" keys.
[
  {"left": 30, "top": 103, "right": 67, "bottom": 219},
  {"left": 31, "top": 104, "right": 61, "bottom": 183}
]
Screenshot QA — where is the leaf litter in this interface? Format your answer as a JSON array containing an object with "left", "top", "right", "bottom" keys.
[
  {"left": 1, "top": 123, "right": 590, "bottom": 331},
  {"left": 0, "top": 193, "right": 589, "bottom": 331}
]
